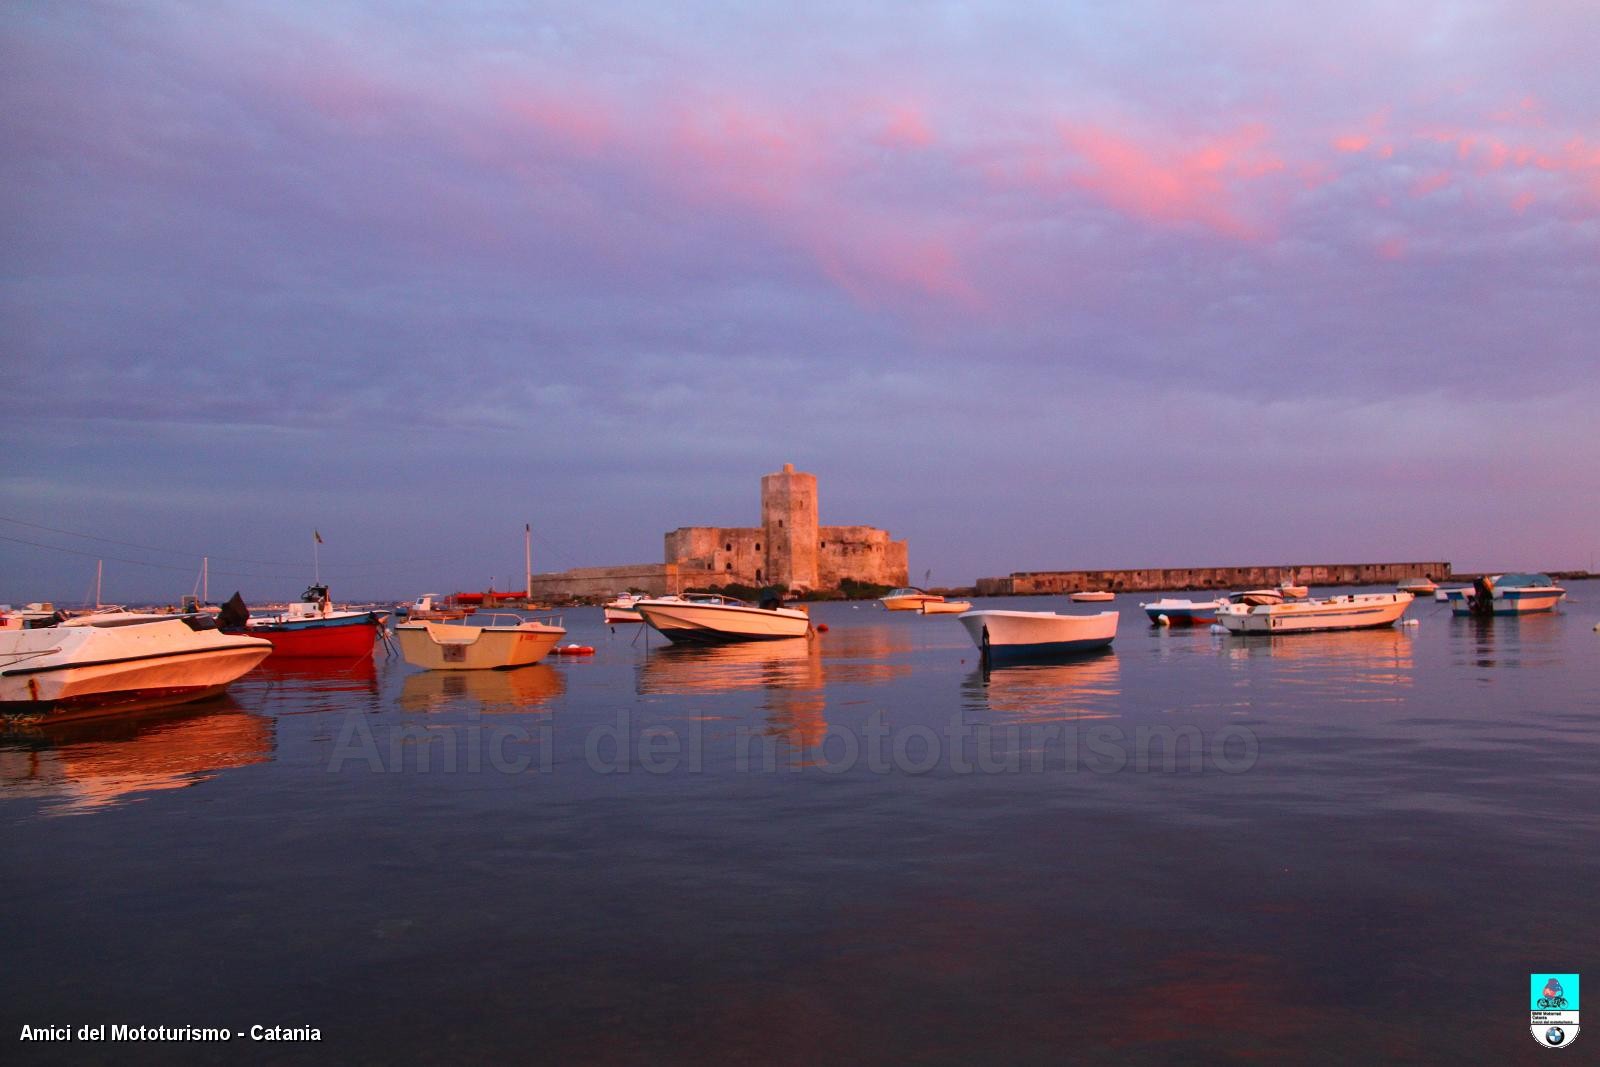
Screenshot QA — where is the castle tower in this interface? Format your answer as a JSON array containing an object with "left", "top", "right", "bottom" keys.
[{"left": 760, "top": 463, "right": 819, "bottom": 590}]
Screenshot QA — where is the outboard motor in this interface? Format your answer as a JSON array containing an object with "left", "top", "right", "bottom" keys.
[{"left": 216, "top": 591, "right": 250, "bottom": 631}]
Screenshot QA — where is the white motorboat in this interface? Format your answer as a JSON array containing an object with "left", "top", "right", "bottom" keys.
[
  {"left": 0, "top": 614, "right": 272, "bottom": 721},
  {"left": 395, "top": 614, "right": 566, "bottom": 670},
  {"left": 635, "top": 593, "right": 811, "bottom": 644},
  {"left": 956, "top": 609, "right": 1118, "bottom": 661},
  {"left": 1069, "top": 590, "right": 1115, "bottom": 603},
  {"left": 1140, "top": 597, "right": 1225, "bottom": 626},
  {"left": 1216, "top": 592, "right": 1413, "bottom": 634},
  {"left": 880, "top": 588, "right": 944, "bottom": 611},
  {"left": 920, "top": 600, "right": 971, "bottom": 614},
  {"left": 1448, "top": 574, "right": 1566, "bottom": 616}
]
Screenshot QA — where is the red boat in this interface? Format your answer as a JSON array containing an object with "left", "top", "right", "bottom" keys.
[{"left": 221, "top": 586, "right": 389, "bottom": 659}]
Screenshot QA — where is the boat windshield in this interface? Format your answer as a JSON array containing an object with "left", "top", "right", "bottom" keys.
[{"left": 885, "top": 588, "right": 926, "bottom": 598}]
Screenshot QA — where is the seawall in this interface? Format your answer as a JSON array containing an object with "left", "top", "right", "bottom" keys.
[{"left": 976, "top": 561, "right": 1452, "bottom": 596}]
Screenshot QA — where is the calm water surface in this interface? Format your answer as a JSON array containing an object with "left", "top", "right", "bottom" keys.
[{"left": 4, "top": 589, "right": 1597, "bottom": 1064}]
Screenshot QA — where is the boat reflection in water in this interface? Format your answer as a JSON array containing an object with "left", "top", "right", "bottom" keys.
[
  {"left": 245, "top": 655, "right": 382, "bottom": 714},
  {"left": 961, "top": 650, "right": 1121, "bottom": 723},
  {"left": 1453, "top": 612, "right": 1564, "bottom": 671},
  {"left": 0, "top": 699, "right": 273, "bottom": 816},
  {"left": 397, "top": 664, "right": 565, "bottom": 715},
  {"left": 638, "top": 640, "right": 832, "bottom": 762},
  {"left": 1217, "top": 627, "right": 1417, "bottom": 704}
]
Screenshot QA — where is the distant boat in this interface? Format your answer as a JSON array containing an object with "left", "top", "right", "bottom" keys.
[
  {"left": 1140, "top": 597, "right": 1224, "bottom": 626},
  {"left": 957, "top": 609, "right": 1118, "bottom": 662},
  {"left": 1397, "top": 577, "right": 1438, "bottom": 596},
  {"left": 1448, "top": 574, "right": 1566, "bottom": 616},
  {"left": 920, "top": 600, "right": 971, "bottom": 614},
  {"left": 223, "top": 586, "right": 388, "bottom": 658},
  {"left": 1217, "top": 592, "right": 1413, "bottom": 634},
  {"left": 1277, "top": 581, "right": 1309, "bottom": 599},
  {"left": 1069, "top": 590, "right": 1115, "bottom": 603},
  {"left": 403, "top": 594, "right": 472, "bottom": 622},
  {"left": 2, "top": 613, "right": 270, "bottom": 721},
  {"left": 395, "top": 613, "right": 566, "bottom": 670},
  {"left": 635, "top": 593, "right": 811, "bottom": 644},
  {"left": 880, "top": 588, "right": 944, "bottom": 611}
]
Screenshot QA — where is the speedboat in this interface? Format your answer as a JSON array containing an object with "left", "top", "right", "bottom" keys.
[
  {"left": 880, "top": 588, "right": 943, "bottom": 611},
  {"left": 1448, "top": 574, "right": 1566, "bottom": 616},
  {"left": 635, "top": 593, "right": 811, "bottom": 644},
  {"left": 221, "top": 585, "right": 388, "bottom": 658},
  {"left": 1140, "top": 597, "right": 1224, "bottom": 626},
  {"left": 1397, "top": 577, "right": 1438, "bottom": 596},
  {"left": 1, "top": 613, "right": 271, "bottom": 721},
  {"left": 956, "top": 609, "right": 1118, "bottom": 662},
  {"left": 920, "top": 600, "right": 971, "bottom": 614},
  {"left": 1216, "top": 592, "right": 1413, "bottom": 634},
  {"left": 1069, "top": 591, "right": 1115, "bottom": 603},
  {"left": 394, "top": 613, "right": 566, "bottom": 670}
]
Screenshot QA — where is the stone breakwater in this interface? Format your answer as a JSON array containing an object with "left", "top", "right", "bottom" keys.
[{"left": 976, "top": 561, "right": 1452, "bottom": 596}]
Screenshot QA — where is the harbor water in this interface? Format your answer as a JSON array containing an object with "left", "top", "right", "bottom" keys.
[{"left": 4, "top": 589, "right": 1597, "bottom": 1063}]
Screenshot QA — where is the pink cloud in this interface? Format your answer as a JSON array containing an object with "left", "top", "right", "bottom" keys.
[
  {"left": 1411, "top": 172, "right": 1452, "bottom": 197},
  {"left": 1044, "top": 121, "right": 1287, "bottom": 240}
]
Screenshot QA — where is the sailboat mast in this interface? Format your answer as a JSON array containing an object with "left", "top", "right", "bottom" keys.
[
  {"left": 524, "top": 523, "right": 532, "bottom": 600},
  {"left": 96, "top": 559, "right": 103, "bottom": 609}
]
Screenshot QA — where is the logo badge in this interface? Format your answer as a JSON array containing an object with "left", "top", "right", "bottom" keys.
[{"left": 1531, "top": 973, "right": 1580, "bottom": 1049}]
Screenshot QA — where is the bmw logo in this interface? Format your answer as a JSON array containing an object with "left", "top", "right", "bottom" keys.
[{"left": 1546, "top": 1026, "right": 1566, "bottom": 1046}]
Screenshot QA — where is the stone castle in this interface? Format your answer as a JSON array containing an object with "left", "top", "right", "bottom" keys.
[
  {"left": 526, "top": 464, "right": 907, "bottom": 598},
  {"left": 664, "top": 463, "right": 908, "bottom": 592}
]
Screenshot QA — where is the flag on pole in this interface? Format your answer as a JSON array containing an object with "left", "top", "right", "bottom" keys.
[{"left": 314, "top": 530, "right": 323, "bottom": 544}]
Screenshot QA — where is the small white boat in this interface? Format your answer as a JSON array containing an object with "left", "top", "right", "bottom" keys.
[
  {"left": 1, "top": 614, "right": 271, "bottom": 721},
  {"left": 1069, "top": 591, "right": 1115, "bottom": 603},
  {"left": 603, "top": 594, "right": 646, "bottom": 624},
  {"left": 880, "top": 588, "right": 944, "bottom": 611},
  {"left": 920, "top": 600, "right": 971, "bottom": 614},
  {"left": 1216, "top": 592, "right": 1412, "bottom": 634},
  {"left": 635, "top": 593, "right": 810, "bottom": 644},
  {"left": 394, "top": 614, "right": 566, "bottom": 670},
  {"left": 1397, "top": 577, "right": 1438, "bottom": 596},
  {"left": 1277, "top": 582, "right": 1309, "bottom": 599},
  {"left": 1140, "top": 597, "right": 1224, "bottom": 626},
  {"left": 957, "top": 609, "right": 1118, "bottom": 661},
  {"left": 1435, "top": 587, "right": 1469, "bottom": 603},
  {"left": 1448, "top": 574, "right": 1566, "bottom": 616}
]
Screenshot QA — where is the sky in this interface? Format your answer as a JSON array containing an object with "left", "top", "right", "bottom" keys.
[{"left": 3, "top": 0, "right": 1598, "bottom": 603}]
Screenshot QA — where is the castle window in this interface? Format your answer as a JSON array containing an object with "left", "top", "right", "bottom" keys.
[
  {"left": 756, "top": 568, "right": 763, "bottom": 581},
  {"left": 725, "top": 562, "right": 733, "bottom": 571},
  {"left": 819, "top": 541, "right": 825, "bottom": 549},
  {"left": 778, "top": 520, "right": 784, "bottom": 528},
  {"left": 725, "top": 543, "right": 731, "bottom": 551},
  {"left": 755, "top": 543, "right": 761, "bottom": 551}
]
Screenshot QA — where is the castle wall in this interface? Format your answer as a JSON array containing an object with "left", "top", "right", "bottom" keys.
[
  {"left": 818, "top": 525, "right": 910, "bottom": 587},
  {"left": 976, "top": 561, "right": 1453, "bottom": 596},
  {"left": 528, "top": 563, "right": 717, "bottom": 599}
]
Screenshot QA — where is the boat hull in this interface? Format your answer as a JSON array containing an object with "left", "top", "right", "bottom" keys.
[
  {"left": 881, "top": 596, "right": 940, "bottom": 611},
  {"left": 1069, "top": 592, "right": 1115, "bottom": 603},
  {"left": 636, "top": 602, "right": 810, "bottom": 644},
  {"left": 395, "top": 621, "right": 566, "bottom": 670},
  {"left": 604, "top": 607, "right": 643, "bottom": 624},
  {"left": 0, "top": 620, "right": 271, "bottom": 721},
  {"left": 957, "top": 610, "right": 1118, "bottom": 662},
  {"left": 1218, "top": 593, "right": 1412, "bottom": 634},
  {"left": 1141, "top": 599, "right": 1221, "bottom": 626},
  {"left": 234, "top": 612, "right": 385, "bottom": 657},
  {"left": 920, "top": 601, "right": 971, "bottom": 614}
]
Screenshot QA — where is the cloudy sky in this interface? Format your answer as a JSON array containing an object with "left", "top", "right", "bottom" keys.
[{"left": 3, "top": 1, "right": 1597, "bottom": 602}]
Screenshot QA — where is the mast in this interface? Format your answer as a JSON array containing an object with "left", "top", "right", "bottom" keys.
[
  {"left": 525, "top": 523, "right": 532, "bottom": 600},
  {"left": 95, "top": 559, "right": 103, "bottom": 609}
]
